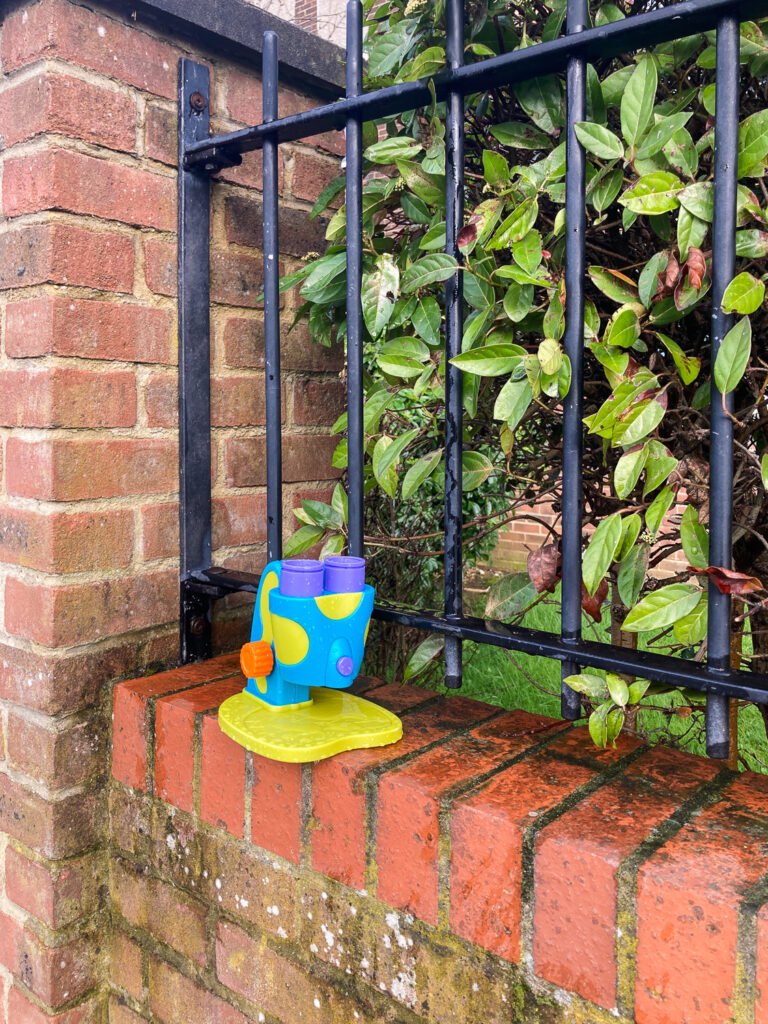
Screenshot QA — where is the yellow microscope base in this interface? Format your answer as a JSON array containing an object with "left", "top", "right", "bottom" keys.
[{"left": 218, "top": 688, "right": 403, "bottom": 763}]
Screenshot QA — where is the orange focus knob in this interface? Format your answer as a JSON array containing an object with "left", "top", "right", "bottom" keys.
[{"left": 240, "top": 640, "right": 274, "bottom": 679}]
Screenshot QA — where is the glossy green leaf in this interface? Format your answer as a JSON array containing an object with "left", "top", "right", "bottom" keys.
[
  {"left": 605, "top": 307, "right": 641, "bottom": 349},
  {"left": 365, "top": 136, "right": 422, "bottom": 163},
  {"left": 677, "top": 207, "right": 708, "bottom": 259},
  {"left": 645, "top": 484, "right": 675, "bottom": 536},
  {"left": 396, "top": 159, "right": 446, "bottom": 206},
  {"left": 635, "top": 111, "right": 692, "bottom": 159},
  {"left": 762, "top": 453, "right": 768, "bottom": 490},
  {"left": 486, "top": 572, "right": 537, "bottom": 619},
  {"left": 588, "top": 167, "right": 624, "bottom": 212},
  {"left": 614, "top": 446, "right": 648, "bottom": 497},
  {"left": 483, "top": 149, "right": 510, "bottom": 186},
  {"left": 503, "top": 281, "right": 534, "bottom": 323},
  {"left": 620, "top": 171, "right": 682, "bottom": 215},
  {"left": 620, "top": 57, "right": 658, "bottom": 150},
  {"left": 283, "top": 525, "right": 324, "bottom": 557},
  {"left": 582, "top": 512, "right": 623, "bottom": 595},
  {"left": 412, "top": 296, "right": 442, "bottom": 346},
  {"left": 735, "top": 229, "right": 768, "bottom": 258},
  {"left": 622, "top": 583, "right": 702, "bottom": 631},
  {"left": 656, "top": 333, "right": 701, "bottom": 384},
  {"left": 721, "top": 272, "right": 765, "bottom": 315},
  {"left": 320, "top": 533, "right": 345, "bottom": 558},
  {"left": 673, "top": 595, "right": 708, "bottom": 645},
  {"left": 613, "top": 399, "right": 665, "bottom": 447},
  {"left": 402, "top": 449, "right": 442, "bottom": 499},
  {"left": 678, "top": 181, "right": 713, "bottom": 221},
  {"left": 681, "top": 506, "right": 708, "bottom": 569},
  {"left": 362, "top": 257, "right": 399, "bottom": 337},
  {"left": 512, "top": 230, "right": 543, "bottom": 275},
  {"left": 462, "top": 450, "right": 495, "bottom": 490},
  {"left": 403, "top": 634, "right": 444, "bottom": 681},
  {"left": 372, "top": 436, "right": 399, "bottom": 497},
  {"left": 737, "top": 109, "right": 768, "bottom": 177},
  {"left": 363, "top": 390, "right": 395, "bottom": 434},
  {"left": 618, "top": 543, "right": 649, "bottom": 607},
  {"left": 638, "top": 252, "right": 668, "bottom": 307},
  {"left": 643, "top": 440, "right": 678, "bottom": 495},
  {"left": 606, "top": 673, "right": 629, "bottom": 707},
  {"left": 515, "top": 76, "right": 563, "bottom": 134},
  {"left": 574, "top": 121, "right": 624, "bottom": 160},
  {"left": 489, "top": 122, "right": 551, "bottom": 149},
  {"left": 310, "top": 175, "right": 347, "bottom": 220},
  {"left": 588, "top": 266, "right": 639, "bottom": 304},
  {"left": 589, "top": 702, "right": 610, "bottom": 747},
  {"left": 451, "top": 344, "right": 526, "bottom": 376},
  {"left": 618, "top": 513, "right": 643, "bottom": 561},
  {"left": 376, "top": 352, "right": 426, "bottom": 378},
  {"left": 401, "top": 253, "right": 458, "bottom": 291},
  {"left": 714, "top": 317, "right": 751, "bottom": 394},
  {"left": 493, "top": 378, "right": 533, "bottom": 429},
  {"left": 300, "top": 499, "right": 342, "bottom": 531},
  {"left": 565, "top": 673, "right": 608, "bottom": 698}
]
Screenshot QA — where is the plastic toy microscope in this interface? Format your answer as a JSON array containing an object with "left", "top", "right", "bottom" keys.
[{"left": 218, "top": 556, "right": 403, "bottom": 762}]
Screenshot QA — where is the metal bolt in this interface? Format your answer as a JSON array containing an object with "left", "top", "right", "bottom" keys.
[
  {"left": 190, "top": 92, "right": 207, "bottom": 112},
  {"left": 190, "top": 616, "right": 206, "bottom": 635}
]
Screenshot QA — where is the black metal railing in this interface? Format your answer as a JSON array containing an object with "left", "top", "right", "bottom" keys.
[{"left": 177, "top": 0, "right": 768, "bottom": 758}]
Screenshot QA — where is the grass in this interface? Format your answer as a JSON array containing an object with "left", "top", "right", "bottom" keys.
[{"left": 422, "top": 584, "right": 768, "bottom": 774}]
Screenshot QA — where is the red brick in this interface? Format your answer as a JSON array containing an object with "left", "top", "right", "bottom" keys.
[
  {"left": 0, "top": 773, "right": 97, "bottom": 858},
  {"left": 224, "top": 195, "right": 329, "bottom": 256},
  {"left": 221, "top": 317, "right": 343, "bottom": 372},
  {"left": 149, "top": 958, "right": 250, "bottom": 1024},
  {"left": 220, "top": 67, "right": 263, "bottom": 125},
  {"left": 142, "top": 237, "right": 176, "bottom": 296},
  {"left": 0, "top": 367, "right": 136, "bottom": 428},
  {"left": 110, "top": 930, "right": 144, "bottom": 1003},
  {"left": 216, "top": 920, "right": 366, "bottom": 1023},
  {"left": 0, "top": 908, "right": 98, "bottom": 1005},
  {"left": 3, "top": 148, "right": 175, "bottom": 231},
  {"left": 211, "top": 250, "right": 268, "bottom": 309},
  {"left": 251, "top": 754, "right": 303, "bottom": 863},
  {"left": 107, "top": 999, "right": 144, "bottom": 1024},
  {"left": 533, "top": 746, "right": 717, "bottom": 1007},
  {"left": 0, "top": 505, "right": 133, "bottom": 572},
  {"left": 6, "top": 711, "right": 105, "bottom": 788},
  {"left": 0, "top": 222, "right": 134, "bottom": 293},
  {"left": 0, "top": 70, "right": 136, "bottom": 152},
  {"left": 154, "top": 676, "right": 243, "bottom": 812},
  {"left": 226, "top": 434, "right": 341, "bottom": 488},
  {"left": 312, "top": 693, "right": 491, "bottom": 889},
  {"left": 111, "top": 859, "right": 207, "bottom": 965},
  {"left": 144, "top": 102, "right": 176, "bottom": 165},
  {"left": 144, "top": 373, "right": 274, "bottom": 428},
  {"left": 757, "top": 904, "right": 768, "bottom": 1024},
  {"left": 377, "top": 710, "right": 572, "bottom": 925},
  {"left": 291, "top": 149, "right": 342, "bottom": 203},
  {"left": 112, "top": 653, "right": 240, "bottom": 791},
  {"left": 293, "top": 376, "right": 345, "bottom": 426},
  {"left": 1, "top": 0, "right": 182, "bottom": 99},
  {"left": 7, "top": 987, "right": 100, "bottom": 1024},
  {"left": 200, "top": 711, "right": 248, "bottom": 835},
  {"left": 5, "top": 569, "right": 177, "bottom": 648},
  {"left": 140, "top": 503, "right": 178, "bottom": 561},
  {"left": 211, "top": 494, "right": 267, "bottom": 550},
  {"left": 5, "top": 297, "right": 173, "bottom": 363},
  {"left": 636, "top": 772, "right": 768, "bottom": 1023},
  {"left": 5, "top": 847, "right": 101, "bottom": 929},
  {"left": 216, "top": 149, "right": 274, "bottom": 192},
  {"left": 6, "top": 437, "right": 176, "bottom": 500}
]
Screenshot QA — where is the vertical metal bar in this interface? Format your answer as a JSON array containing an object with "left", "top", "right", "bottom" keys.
[
  {"left": 560, "top": 0, "right": 587, "bottom": 719},
  {"left": 346, "top": 0, "right": 365, "bottom": 558},
  {"left": 178, "top": 58, "right": 213, "bottom": 663},
  {"left": 263, "top": 31, "right": 283, "bottom": 562},
  {"left": 443, "top": 0, "right": 465, "bottom": 690},
  {"left": 706, "top": 15, "right": 739, "bottom": 758}
]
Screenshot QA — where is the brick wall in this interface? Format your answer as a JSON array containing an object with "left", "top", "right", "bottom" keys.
[
  {"left": 0, "top": 1, "right": 345, "bottom": 1019},
  {"left": 107, "top": 654, "right": 768, "bottom": 1024}
]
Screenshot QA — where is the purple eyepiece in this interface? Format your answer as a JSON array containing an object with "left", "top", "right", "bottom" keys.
[
  {"left": 279, "top": 559, "right": 324, "bottom": 597},
  {"left": 323, "top": 555, "right": 366, "bottom": 594},
  {"left": 336, "top": 656, "right": 354, "bottom": 677}
]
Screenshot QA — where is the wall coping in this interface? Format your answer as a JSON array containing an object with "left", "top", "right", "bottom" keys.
[
  {"left": 109, "top": 654, "right": 768, "bottom": 1023},
  {"left": 0, "top": 0, "right": 346, "bottom": 97}
]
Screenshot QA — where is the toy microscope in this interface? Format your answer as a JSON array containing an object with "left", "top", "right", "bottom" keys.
[{"left": 218, "top": 556, "right": 402, "bottom": 762}]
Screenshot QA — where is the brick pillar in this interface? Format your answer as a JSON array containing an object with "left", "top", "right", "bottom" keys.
[{"left": 0, "top": 0, "right": 344, "bottom": 1018}]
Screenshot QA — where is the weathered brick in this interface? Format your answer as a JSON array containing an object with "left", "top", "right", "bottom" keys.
[
  {"left": 3, "top": 148, "right": 175, "bottom": 231},
  {"left": 252, "top": 754, "right": 303, "bottom": 864},
  {"left": 112, "top": 653, "right": 240, "bottom": 791},
  {"left": 143, "top": 101, "right": 176, "bottom": 165},
  {"left": 110, "top": 929, "right": 144, "bottom": 1004},
  {"left": 107, "top": 998, "right": 144, "bottom": 1024},
  {"left": 534, "top": 746, "right": 718, "bottom": 1007},
  {"left": 6, "top": 711, "right": 105, "bottom": 789},
  {"left": 6, "top": 438, "right": 176, "bottom": 500},
  {"left": 756, "top": 903, "right": 768, "bottom": 1024},
  {"left": 224, "top": 195, "right": 329, "bottom": 256},
  {"left": 0, "top": 367, "right": 137, "bottom": 428},
  {"left": 291, "top": 148, "right": 342, "bottom": 203},
  {"left": 212, "top": 494, "right": 267, "bottom": 550},
  {"left": 0, "top": 907, "right": 98, "bottom": 1005},
  {"left": 211, "top": 250, "right": 267, "bottom": 309},
  {"left": 221, "top": 317, "right": 343, "bottom": 372},
  {"left": 5, "top": 570, "right": 177, "bottom": 648},
  {"left": 111, "top": 858, "right": 207, "bottom": 965},
  {"left": 7, "top": 987, "right": 101, "bottom": 1024},
  {"left": 293, "top": 376, "right": 345, "bottom": 426},
  {"left": 5, "top": 847, "right": 102, "bottom": 930},
  {"left": 199, "top": 711, "right": 248, "bottom": 836},
  {"left": 154, "top": 676, "right": 243, "bottom": 813},
  {"left": 5, "top": 297, "right": 174, "bottom": 363},
  {"left": 1, "top": 0, "right": 182, "bottom": 99},
  {"left": 149, "top": 958, "right": 250, "bottom": 1024},
  {"left": 226, "top": 435, "right": 341, "bottom": 487},
  {"left": 142, "top": 238, "right": 176, "bottom": 296},
  {"left": 0, "top": 70, "right": 136, "bottom": 152},
  {"left": 0, "top": 222, "right": 134, "bottom": 293},
  {"left": 0, "top": 773, "right": 97, "bottom": 858},
  {"left": 145, "top": 373, "right": 274, "bottom": 428},
  {"left": 0, "top": 505, "right": 133, "bottom": 573},
  {"left": 635, "top": 773, "right": 768, "bottom": 1023},
  {"left": 311, "top": 693, "right": 489, "bottom": 889}
]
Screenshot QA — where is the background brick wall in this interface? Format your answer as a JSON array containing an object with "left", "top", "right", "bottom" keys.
[{"left": 0, "top": 1, "right": 344, "bottom": 1018}]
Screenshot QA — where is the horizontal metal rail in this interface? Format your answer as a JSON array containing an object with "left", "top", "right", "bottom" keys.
[
  {"left": 185, "top": 0, "right": 768, "bottom": 169},
  {"left": 188, "top": 567, "right": 768, "bottom": 702}
]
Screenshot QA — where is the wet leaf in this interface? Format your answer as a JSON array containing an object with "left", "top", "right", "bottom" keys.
[
  {"left": 622, "top": 583, "right": 702, "bottom": 631},
  {"left": 528, "top": 543, "right": 561, "bottom": 593}
]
